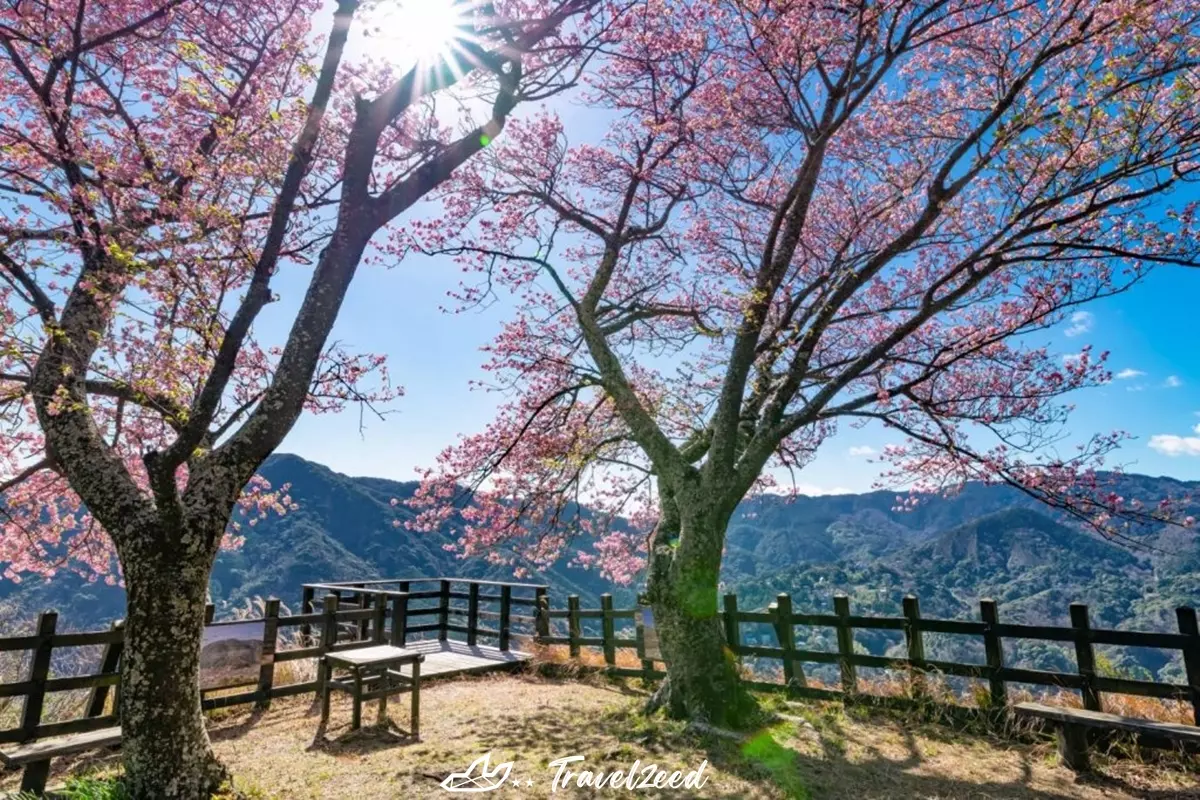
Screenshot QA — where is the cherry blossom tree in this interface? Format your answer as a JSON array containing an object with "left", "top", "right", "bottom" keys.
[
  {"left": 0, "top": 0, "right": 600, "bottom": 795},
  {"left": 410, "top": 0, "right": 1200, "bottom": 728}
]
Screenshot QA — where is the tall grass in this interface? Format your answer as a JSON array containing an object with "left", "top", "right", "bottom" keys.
[
  {"left": 0, "top": 607, "right": 114, "bottom": 734},
  {"left": 528, "top": 641, "right": 1196, "bottom": 727}
]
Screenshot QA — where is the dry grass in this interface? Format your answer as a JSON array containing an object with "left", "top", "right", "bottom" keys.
[
  {"left": 10, "top": 672, "right": 1196, "bottom": 799},
  {"left": 530, "top": 643, "right": 1196, "bottom": 728},
  {"left": 0, "top": 610, "right": 114, "bottom": 734},
  {"left": 525, "top": 639, "right": 649, "bottom": 672}
]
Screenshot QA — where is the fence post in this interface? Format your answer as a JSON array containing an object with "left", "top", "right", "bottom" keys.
[
  {"left": 635, "top": 616, "right": 653, "bottom": 679},
  {"left": 833, "top": 594, "right": 857, "bottom": 697},
  {"left": 1176, "top": 607, "right": 1200, "bottom": 725},
  {"left": 256, "top": 598, "right": 281, "bottom": 709},
  {"left": 535, "top": 587, "right": 550, "bottom": 641},
  {"left": 439, "top": 580, "right": 451, "bottom": 641},
  {"left": 86, "top": 619, "right": 124, "bottom": 719},
  {"left": 21, "top": 611, "right": 57, "bottom": 742},
  {"left": 467, "top": 583, "right": 480, "bottom": 647},
  {"left": 372, "top": 593, "right": 388, "bottom": 645},
  {"left": 774, "top": 594, "right": 804, "bottom": 690},
  {"left": 300, "top": 585, "right": 315, "bottom": 645},
  {"left": 390, "top": 592, "right": 409, "bottom": 648},
  {"left": 903, "top": 595, "right": 927, "bottom": 699},
  {"left": 317, "top": 594, "right": 339, "bottom": 696},
  {"left": 357, "top": 590, "right": 372, "bottom": 641},
  {"left": 601, "top": 594, "right": 616, "bottom": 667},
  {"left": 723, "top": 594, "right": 741, "bottom": 657},
  {"left": 1070, "top": 603, "right": 1102, "bottom": 712},
  {"left": 567, "top": 595, "right": 581, "bottom": 659},
  {"left": 499, "top": 585, "right": 512, "bottom": 652},
  {"left": 979, "top": 599, "right": 1007, "bottom": 710},
  {"left": 204, "top": 603, "right": 215, "bottom": 624}
]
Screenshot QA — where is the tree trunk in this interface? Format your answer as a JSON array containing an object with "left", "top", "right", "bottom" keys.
[
  {"left": 645, "top": 509, "right": 759, "bottom": 729},
  {"left": 120, "top": 542, "right": 228, "bottom": 799}
]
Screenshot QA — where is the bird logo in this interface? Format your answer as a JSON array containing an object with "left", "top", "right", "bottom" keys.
[{"left": 440, "top": 752, "right": 515, "bottom": 792}]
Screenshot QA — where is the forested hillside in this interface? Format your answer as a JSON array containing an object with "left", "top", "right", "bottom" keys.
[{"left": 4, "top": 455, "right": 1197, "bottom": 683}]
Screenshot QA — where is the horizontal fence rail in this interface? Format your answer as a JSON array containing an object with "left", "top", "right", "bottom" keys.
[
  {"left": 0, "top": 578, "right": 545, "bottom": 745},
  {"left": 1, "top": 582, "right": 1196, "bottom": 747},
  {"left": 533, "top": 592, "right": 1200, "bottom": 725}
]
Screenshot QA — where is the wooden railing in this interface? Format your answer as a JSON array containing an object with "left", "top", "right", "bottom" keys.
[
  {"left": 0, "top": 578, "right": 544, "bottom": 744},
  {"left": 299, "top": 577, "right": 547, "bottom": 652},
  {"left": 1, "top": 584, "right": 1196, "bottom": 746},
  {"left": 535, "top": 592, "right": 1200, "bottom": 725}
]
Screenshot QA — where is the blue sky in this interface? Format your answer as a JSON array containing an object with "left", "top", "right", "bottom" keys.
[
  {"left": 262, "top": 243, "right": 1200, "bottom": 495},
  {"left": 260, "top": 7, "right": 1200, "bottom": 496}
]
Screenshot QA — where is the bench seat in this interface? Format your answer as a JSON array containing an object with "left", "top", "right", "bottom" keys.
[
  {"left": 1015, "top": 702, "right": 1200, "bottom": 771},
  {"left": 0, "top": 726, "right": 121, "bottom": 793}
]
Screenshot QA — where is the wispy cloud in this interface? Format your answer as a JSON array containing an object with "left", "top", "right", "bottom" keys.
[
  {"left": 847, "top": 446, "right": 876, "bottom": 457},
  {"left": 1148, "top": 423, "right": 1200, "bottom": 457},
  {"left": 1064, "top": 311, "right": 1094, "bottom": 337},
  {"left": 794, "top": 483, "right": 853, "bottom": 496},
  {"left": 1164, "top": 375, "right": 1183, "bottom": 388},
  {"left": 1062, "top": 352, "right": 1084, "bottom": 366},
  {"left": 765, "top": 483, "right": 854, "bottom": 497},
  {"left": 1114, "top": 368, "right": 1145, "bottom": 380}
]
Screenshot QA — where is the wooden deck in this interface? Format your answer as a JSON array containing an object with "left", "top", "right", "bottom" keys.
[{"left": 392, "top": 639, "right": 531, "bottom": 680}]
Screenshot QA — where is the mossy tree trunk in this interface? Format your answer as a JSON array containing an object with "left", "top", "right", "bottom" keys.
[
  {"left": 643, "top": 483, "right": 759, "bottom": 729},
  {"left": 119, "top": 530, "right": 227, "bottom": 799}
]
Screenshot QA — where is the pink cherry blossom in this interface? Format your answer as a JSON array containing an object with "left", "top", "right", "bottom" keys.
[{"left": 407, "top": 0, "right": 1200, "bottom": 585}]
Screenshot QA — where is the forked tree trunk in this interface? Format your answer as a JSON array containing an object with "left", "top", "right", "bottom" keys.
[
  {"left": 644, "top": 509, "right": 759, "bottom": 729},
  {"left": 120, "top": 538, "right": 228, "bottom": 799}
]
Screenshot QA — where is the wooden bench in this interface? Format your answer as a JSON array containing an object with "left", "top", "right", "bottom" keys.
[
  {"left": 0, "top": 727, "right": 122, "bottom": 794},
  {"left": 320, "top": 645, "right": 423, "bottom": 735},
  {"left": 1015, "top": 702, "right": 1200, "bottom": 771}
]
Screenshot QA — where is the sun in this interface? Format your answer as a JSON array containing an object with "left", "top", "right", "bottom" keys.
[{"left": 371, "top": 0, "right": 475, "bottom": 68}]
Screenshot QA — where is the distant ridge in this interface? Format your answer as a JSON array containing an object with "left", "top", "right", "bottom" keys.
[{"left": 1, "top": 453, "right": 1196, "bottom": 686}]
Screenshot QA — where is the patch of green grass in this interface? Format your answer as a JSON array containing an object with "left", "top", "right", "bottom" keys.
[
  {"left": 739, "top": 728, "right": 809, "bottom": 800},
  {"left": 761, "top": 693, "right": 792, "bottom": 713},
  {"left": 602, "top": 704, "right": 688, "bottom": 745},
  {"left": 12, "top": 775, "right": 129, "bottom": 800},
  {"left": 10, "top": 774, "right": 276, "bottom": 800}
]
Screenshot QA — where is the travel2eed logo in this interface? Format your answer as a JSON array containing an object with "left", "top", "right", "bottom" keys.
[{"left": 440, "top": 751, "right": 711, "bottom": 793}]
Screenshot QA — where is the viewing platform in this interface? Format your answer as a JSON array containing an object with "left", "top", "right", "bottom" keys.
[{"left": 299, "top": 577, "right": 545, "bottom": 680}]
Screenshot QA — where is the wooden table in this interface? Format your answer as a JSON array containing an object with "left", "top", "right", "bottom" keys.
[{"left": 320, "top": 645, "right": 423, "bottom": 735}]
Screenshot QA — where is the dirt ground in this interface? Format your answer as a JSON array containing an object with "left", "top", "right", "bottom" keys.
[{"left": 7, "top": 673, "right": 1199, "bottom": 799}]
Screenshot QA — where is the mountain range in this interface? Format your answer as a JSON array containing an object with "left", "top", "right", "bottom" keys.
[{"left": 2, "top": 454, "right": 1198, "bottom": 682}]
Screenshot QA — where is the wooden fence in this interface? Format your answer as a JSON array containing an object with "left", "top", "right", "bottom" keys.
[
  {"left": 0, "top": 578, "right": 545, "bottom": 744},
  {"left": 538, "top": 592, "right": 1200, "bottom": 725},
  {"left": 0, "top": 582, "right": 1197, "bottom": 746}
]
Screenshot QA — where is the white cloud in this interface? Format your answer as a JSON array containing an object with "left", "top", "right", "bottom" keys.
[
  {"left": 1164, "top": 375, "right": 1183, "bottom": 388},
  {"left": 1064, "top": 311, "right": 1094, "bottom": 337},
  {"left": 1062, "top": 352, "right": 1083, "bottom": 366},
  {"left": 848, "top": 446, "right": 876, "bottom": 457},
  {"left": 1149, "top": 434, "right": 1200, "bottom": 457},
  {"left": 763, "top": 483, "right": 854, "bottom": 496},
  {"left": 795, "top": 484, "right": 853, "bottom": 496},
  {"left": 1115, "top": 368, "right": 1145, "bottom": 380},
  {"left": 1126, "top": 384, "right": 1146, "bottom": 392}
]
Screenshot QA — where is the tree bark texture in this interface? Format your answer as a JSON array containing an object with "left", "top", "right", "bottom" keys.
[
  {"left": 118, "top": 529, "right": 227, "bottom": 799},
  {"left": 644, "top": 491, "right": 759, "bottom": 729}
]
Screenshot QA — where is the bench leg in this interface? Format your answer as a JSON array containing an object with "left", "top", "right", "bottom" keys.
[
  {"left": 410, "top": 661, "right": 421, "bottom": 739},
  {"left": 378, "top": 670, "right": 389, "bottom": 726},
  {"left": 1057, "top": 723, "right": 1090, "bottom": 772},
  {"left": 20, "top": 759, "right": 51, "bottom": 794},
  {"left": 351, "top": 669, "right": 363, "bottom": 731}
]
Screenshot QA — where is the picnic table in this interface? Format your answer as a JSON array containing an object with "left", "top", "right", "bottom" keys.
[{"left": 320, "top": 645, "right": 423, "bottom": 735}]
